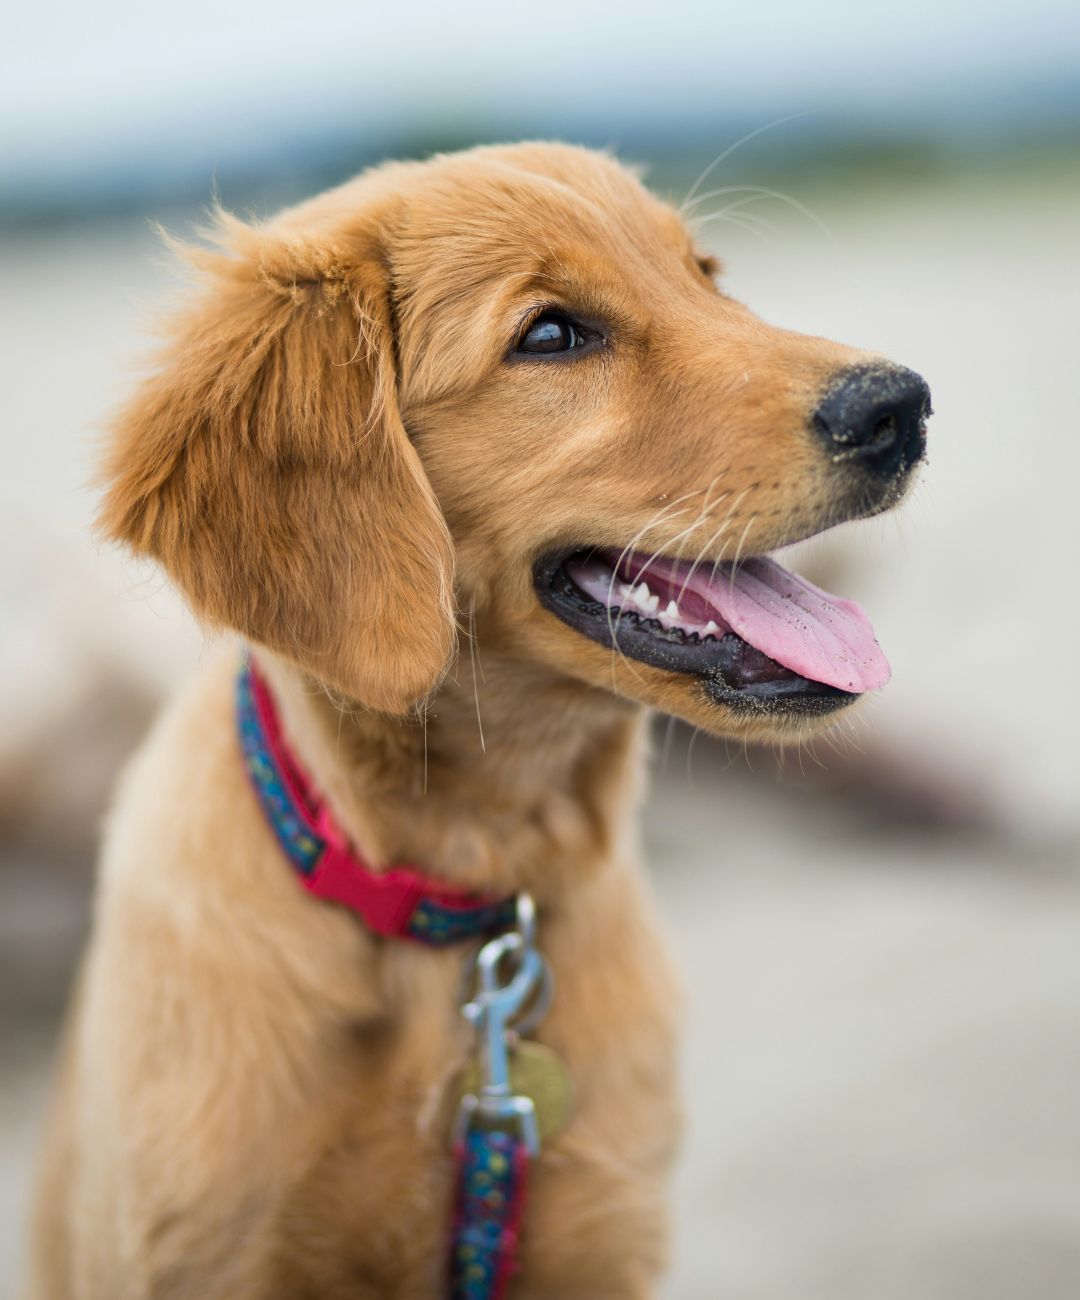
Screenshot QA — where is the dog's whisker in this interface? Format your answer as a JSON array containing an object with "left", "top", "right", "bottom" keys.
[
  {"left": 421, "top": 705, "right": 430, "bottom": 795},
  {"left": 803, "top": 733, "right": 829, "bottom": 773},
  {"left": 604, "top": 490, "right": 705, "bottom": 686},
  {"left": 709, "top": 202, "right": 788, "bottom": 244},
  {"left": 335, "top": 694, "right": 347, "bottom": 759},
  {"left": 699, "top": 192, "right": 791, "bottom": 233},
  {"left": 658, "top": 713, "right": 678, "bottom": 777},
  {"left": 707, "top": 487, "right": 754, "bottom": 585},
  {"left": 605, "top": 500, "right": 696, "bottom": 662},
  {"left": 625, "top": 477, "right": 727, "bottom": 596},
  {"left": 667, "top": 477, "right": 728, "bottom": 568},
  {"left": 698, "top": 209, "right": 777, "bottom": 249},
  {"left": 638, "top": 488, "right": 735, "bottom": 628},
  {"left": 679, "top": 111, "right": 819, "bottom": 212},
  {"left": 727, "top": 514, "right": 759, "bottom": 601},
  {"left": 675, "top": 492, "right": 738, "bottom": 606},
  {"left": 684, "top": 723, "right": 702, "bottom": 792},
  {"left": 603, "top": 478, "right": 731, "bottom": 687},
  {"left": 686, "top": 184, "right": 834, "bottom": 244},
  {"left": 467, "top": 597, "right": 486, "bottom": 756},
  {"left": 634, "top": 510, "right": 714, "bottom": 589}
]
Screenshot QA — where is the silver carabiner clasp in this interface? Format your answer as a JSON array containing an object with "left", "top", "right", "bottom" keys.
[{"left": 454, "top": 894, "right": 551, "bottom": 1157}]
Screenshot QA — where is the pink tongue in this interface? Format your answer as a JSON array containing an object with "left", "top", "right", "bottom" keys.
[{"left": 625, "top": 553, "right": 891, "bottom": 693}]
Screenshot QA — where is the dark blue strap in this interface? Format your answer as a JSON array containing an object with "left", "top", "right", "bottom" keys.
[{"left": 449, "top": 1129, "right": 528, "bottom": 1299}]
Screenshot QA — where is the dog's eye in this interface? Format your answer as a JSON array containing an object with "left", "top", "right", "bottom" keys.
[{"left": 516, "top": 312, "right": 590, "bottom": 356}]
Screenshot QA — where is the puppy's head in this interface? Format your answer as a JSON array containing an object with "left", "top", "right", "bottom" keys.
[{"left": 102, "top": 143, "right": 929, "bottom": 741}]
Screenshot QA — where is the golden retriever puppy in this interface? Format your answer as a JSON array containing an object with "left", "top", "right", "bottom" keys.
[{"left": 29, "top": 142, "right": 929, "bottom": 1299}]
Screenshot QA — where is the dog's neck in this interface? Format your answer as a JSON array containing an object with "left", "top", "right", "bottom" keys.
[{"left": 261, "top": 650, "right": 648, "bottom": 904}]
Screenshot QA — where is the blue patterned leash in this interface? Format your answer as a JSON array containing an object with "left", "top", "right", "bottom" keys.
[{"left": 449, "top": 897, "right": 555, "bottom": 1298}]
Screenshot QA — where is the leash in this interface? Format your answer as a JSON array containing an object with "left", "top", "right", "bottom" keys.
[
  {"left": 450, "top": 894, "right": 569, "bottom": 1298},
  {"left": 235, "top": 657, "right": 572, "bottom": 1297}
]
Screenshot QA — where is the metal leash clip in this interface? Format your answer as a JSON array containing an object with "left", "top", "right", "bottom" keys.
[{"left": 453, "top": 894, "right": 553, "bottom": 1158}]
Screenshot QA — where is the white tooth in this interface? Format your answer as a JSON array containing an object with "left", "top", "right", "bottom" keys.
[
  {"left": 703, "top": 620, "right": 720, "bottom": 636},
  {"left": 628, "top": 583, "right": 661, "bottom": 615},
  {"left": 665, "top": 600, "right": 680, "bottom": 618}
]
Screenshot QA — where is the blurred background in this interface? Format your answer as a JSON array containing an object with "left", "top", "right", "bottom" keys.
[{"left": 2, "top": 1, "right": 1079, "bottom": 1296}]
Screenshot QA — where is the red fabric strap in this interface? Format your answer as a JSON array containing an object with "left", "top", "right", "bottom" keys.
[{"left": 241, "top": 659, "right": 512, "bottom": 943}]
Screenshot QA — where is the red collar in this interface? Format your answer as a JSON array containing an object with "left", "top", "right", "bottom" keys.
[{"left": 236, "top": 659, "right": 517, "bottom": 945}]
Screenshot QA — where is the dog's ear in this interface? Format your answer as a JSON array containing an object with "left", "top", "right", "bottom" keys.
[{"left": 98, "top": 207, "right": 456, "bottom": 714}]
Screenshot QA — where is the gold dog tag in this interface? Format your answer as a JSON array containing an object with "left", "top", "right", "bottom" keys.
[{"left": 456, "top": 1041, "right": 574, "bottom": 1144}]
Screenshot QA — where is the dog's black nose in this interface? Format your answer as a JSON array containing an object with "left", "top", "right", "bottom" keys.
[{"left": 813, "top": 364, "right": 931, "bottom": 479}]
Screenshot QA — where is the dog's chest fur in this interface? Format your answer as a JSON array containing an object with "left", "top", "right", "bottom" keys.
[
  {"left": 271, "top": 963, "right": 681, "bottom": 1299},
  {"left": 40, "top": 657, "right": 680, "bottom": 1298}
]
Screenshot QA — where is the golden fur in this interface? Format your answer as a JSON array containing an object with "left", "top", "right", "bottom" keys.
[{"left": 31, "top": 143, "right": 890, "bottom": 1298}]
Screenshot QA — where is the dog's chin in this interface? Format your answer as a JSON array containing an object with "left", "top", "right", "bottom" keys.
[{"left": 533, "top": 543, "right": 892, "bottom": 734}]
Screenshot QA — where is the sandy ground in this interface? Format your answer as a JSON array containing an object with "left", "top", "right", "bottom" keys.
[
  {"left": 655, "top": 754, "right": 1080, "bottom": 1299},
  {"left": 2, "top": 166, "right": 1079, "bottom": 1296}
]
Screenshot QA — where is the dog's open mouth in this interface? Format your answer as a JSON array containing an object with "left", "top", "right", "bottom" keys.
[{"left": 534, "top": 548, "right": 890, "bottom": 715}]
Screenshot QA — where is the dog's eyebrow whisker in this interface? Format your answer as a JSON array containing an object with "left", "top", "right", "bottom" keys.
[
  {"left": 716, "top": 205, "right": 789, "bottom": 247},
  {"left": 537, "top": 231, "right": 576, "bottom": 282},
  {"left": 686, "top": 184, "right": 834, "bottom": 245},
  {"left": 696, "top": 208, "right": 778, "bottom": 250},
  {"left": 679, "top": 111, "right": 819, "bottom": 212},
  {"left": 696, "top": 193, "right": 788, "bottom": 238}
]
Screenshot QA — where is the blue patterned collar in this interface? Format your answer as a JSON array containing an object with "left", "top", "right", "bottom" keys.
[{"left": 236, "top": 659, "right": 517, "bottom": 945}]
